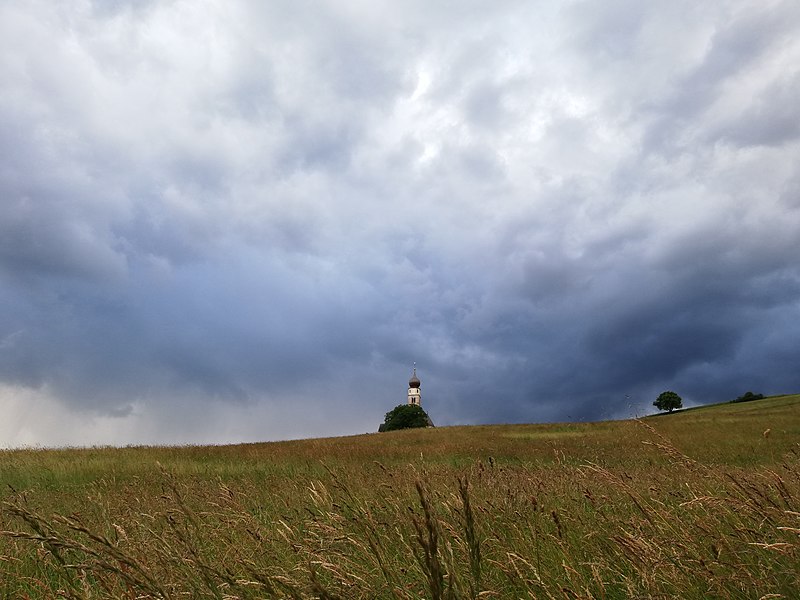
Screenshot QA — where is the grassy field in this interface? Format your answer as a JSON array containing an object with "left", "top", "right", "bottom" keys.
[{"left": 1, "top": 395, "right": 799, "bottom": 599}]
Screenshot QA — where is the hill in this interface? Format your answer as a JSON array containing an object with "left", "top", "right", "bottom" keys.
[{"left": 1, "top": 394, "right": 799, "bottom": 598}]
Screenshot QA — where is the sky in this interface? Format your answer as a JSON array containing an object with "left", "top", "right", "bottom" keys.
[{"left": 1, "top": 0, "right": 799, "bottom": 447}]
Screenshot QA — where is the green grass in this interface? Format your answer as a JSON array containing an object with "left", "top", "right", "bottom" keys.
[{"left": 1, "top": 394, "right": 799, "bottom": 598}]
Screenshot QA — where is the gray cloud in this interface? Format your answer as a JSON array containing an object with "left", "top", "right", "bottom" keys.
[{"left": 1, "top": 0, "right": 799, "bottom": 446}]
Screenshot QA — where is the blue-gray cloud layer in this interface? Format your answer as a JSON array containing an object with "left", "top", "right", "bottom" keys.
[{"left": 1, "top": 0, "right": 799, "bottom": 445}]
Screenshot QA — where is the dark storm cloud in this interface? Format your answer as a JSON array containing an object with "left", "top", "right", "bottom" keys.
[{"left": 1, "top": 0, "right": 799, "bottom": 446}]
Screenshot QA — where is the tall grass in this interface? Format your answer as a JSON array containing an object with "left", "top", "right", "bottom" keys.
[{"left": 1, "top": 395, "right": 799, "bottom": 598}]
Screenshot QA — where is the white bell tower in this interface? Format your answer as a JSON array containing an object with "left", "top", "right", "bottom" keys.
[{"left": 408, "top": 363, "right": 421, "bottom": 406}]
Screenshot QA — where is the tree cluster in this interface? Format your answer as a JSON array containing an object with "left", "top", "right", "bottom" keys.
[
  {"left": 380, "top": 404, "right": 432, "bottom": 431},
  {"left": 731, "top": 391, "right": 764, "bottom": 403}
]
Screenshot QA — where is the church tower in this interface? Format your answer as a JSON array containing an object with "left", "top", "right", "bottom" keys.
[{"left": 408, "top": 363, "right": 421, "bottom": 406}]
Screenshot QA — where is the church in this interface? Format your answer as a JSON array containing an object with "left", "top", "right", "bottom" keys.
[
  {"left": 407, "top": 364, "right": 421, "bottom": 406},
  {"left": 378, "top": 365, "right": 434, "bottom": 431}
]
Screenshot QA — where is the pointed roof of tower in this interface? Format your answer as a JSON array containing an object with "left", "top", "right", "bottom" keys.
[{"left": 409, "top": 363, "right": 421, "bottom": 388}]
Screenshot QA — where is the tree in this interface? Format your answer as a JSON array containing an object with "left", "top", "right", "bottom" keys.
[
  {"left": 653, "top": 391, "right": 682, "bottom": 413},
  {"left": 381, "top": 404, "right": 432, "bottom": 431},
  {"left": 732, "top": 391, "right": 764, "bottom": 403}
]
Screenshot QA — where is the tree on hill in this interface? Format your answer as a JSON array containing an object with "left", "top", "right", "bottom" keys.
[
  {"left": 654, "top": 391, "right": 682, "bottom": 413},
  {"left": 732, "top": 391, "right": 764, "bottom": 403},
  {"left": 380, "top": 404, "right": 432, "bottom": 431}
]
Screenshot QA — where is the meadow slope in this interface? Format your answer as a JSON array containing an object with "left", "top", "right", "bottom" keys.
[{"left": 2, "top": 394, "right": 799, "bottom": 598}]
